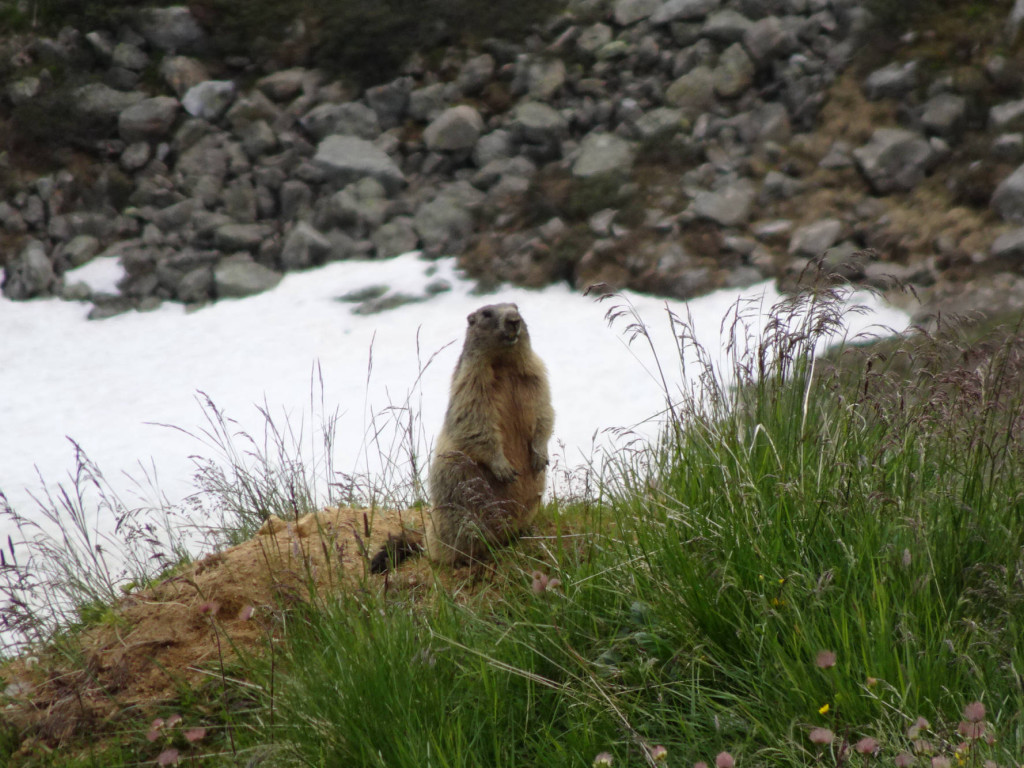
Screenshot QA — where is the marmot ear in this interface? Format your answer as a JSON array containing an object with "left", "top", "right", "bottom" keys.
[{"left": 467, "top": 311, "right": 477, "bottom": 325}]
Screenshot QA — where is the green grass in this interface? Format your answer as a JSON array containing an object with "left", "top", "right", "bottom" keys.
[{"left": 4, "top": 285, "right": 1024, "bottom": 767}]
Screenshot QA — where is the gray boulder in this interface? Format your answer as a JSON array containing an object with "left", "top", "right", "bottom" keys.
[
  {"left": 2, "top": 239, "right": 54, "bottom": 300},
  {"left": 614, "top": 0, "right": 661, "bottom": 26},
  {"left": 364, "top": 77, "right": 413, "bottom": 130},
  {"left": 651, "top": 0, "right": 720, "bottom": 25},
  {"left": 456, "top": 54, "right": 496, "bottom": 96},
  {"left": 577, "top": 24, "right": 614, "bottom": 56},
  {"left": 990, "top": 226, "right": 1024, "bottom": 259},
  {"left": 690, "top": 179, "right": 756, "bottom": 226},
  {"left": 633, "top": 107, "right": 688, "bottom": 140},
  {"left": 991, "top": 163, "right": 1024, "bottom": 223},
  {"left": 300, "top": 102, "right": 381, "bottom": 141},
  {"left": 414, "top": 191, "right": 477, "bottom": 255},
  {"left": 133, "top": 6, "right": 206, "bottom": 52},
  {"left": 74, "top": 84, "right": 146, "bottom": 122},
  {"left": 920, "top": 93, "right": 967, "bottom": 139},
  {"left": 280, "top": 222, "right": 332, "bottom": 269},
  {"left": 408, "top": 84, "right": 449, "bottom": 122},
  {"left": 160, "top": 56, "right": 210, "bottom": 97},
  {"left": 863, "top": 61, "right": 918, "bottom": 101},
  {"left": 214, "top": 254, "right": 282, "bottom": 298},
  {"left": 182, "top": 80, "right": 236, "bottom": 121},
  {"left": 372, "top": 217, "right": 419, "bottom": 258},
  {"left": 423, "top": 106, "right": 484, "bottom": 152},
  {"left": 713, "top": 43, "right": 755, "bottom": 98},
  {"left": 989, "top": 99, "right": 1024, "bottom": 133},
  {"left": 322, "top": 178, "right": 390, "bottom": 234},
  {"left": 508, "top": 101, "right": 569, "bottom": 144},
  {"left": 313, "top": 135, "right": 406, "bottom": 194},
  {"left": 521, "top": 56, "right": 567, "bottom": 100},
  {"left": 665, "top": 66, "right": 716, "bottom": 119},
  {"left": 176, "top": 266, "right": 214, "bottom": 303},
  {"left": 474, "top": 129, "right": 515, "bottom": 167},
  {"left": 853, "top": 128, "right": 937, "bottom": 194},
  {"left": 256, "top": 68, "right": 310, "bottom": 102},
  {"left": 788, "top": 218, "right": 842, "bottom": 258},
  {"left": 572, "top": 132, "right": 636, "bottom": 178},
  {"left": 214, "top": 223, "right": 271, "bottom": 252},
  {"left": 64, "top": 235, "right": 101, "bottom": 267},
  {"left": 112, "top": 42, "right": 149, "bottom": 72},
  {"left": 743, "top": 16, "right": 797, "bottom": 64},
  {"left": 703, "top": 9, "right": 753, "bottom": 43},
  {"left": 118, "top": 96, "right": 180, "bottom": 143}
]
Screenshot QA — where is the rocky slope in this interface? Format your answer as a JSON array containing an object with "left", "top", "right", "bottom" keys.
[{"left": 2, "top": 1, "right": 1024, "bottom": 322}]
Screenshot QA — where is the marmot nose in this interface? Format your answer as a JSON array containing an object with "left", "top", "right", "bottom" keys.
[{"left": 507, "top": 317, "right": 520, "bottom": 332}]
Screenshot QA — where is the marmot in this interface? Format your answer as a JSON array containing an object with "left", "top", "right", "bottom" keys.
[{"left": 371, "top": 303, "right": 554, "bottom": 572}]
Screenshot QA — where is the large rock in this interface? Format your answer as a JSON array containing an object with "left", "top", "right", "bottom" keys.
[
  {"left": 920, "top": 93, "right": 967, "bottom": 139},
  {"left": 364, "top": 77, "right": 413, "bottom": 130},
  {"left": 989, "top": 98, "right": 1024, "bottom": 132},
  {"left": 182, "top": 80, "right": 236, "bottom": 121},
  {"left": 414, "top": 191, "right": 477, "bottom": 255},
  {"left": 788, "top": 218, "right": 842, "bottom": 258},
  {"left": 665, "top": 66, "right": 716, "bottom": 119},
  {"left": 214, "top": 223, "right": 271, "bottom": 252},
  {"left": 852, "top": 128, "right": 937, "bottom": 194},
  {"left": 74, "top": 84, "right": 146, "bottom": 122},
  {"left": 572, "top": 132, "right": 636, "bottom": 178},
  {"left": 508, "top": 101, "right": 569, "bottom": 144},
  {"left": 713, "top": 43, "right": 755, "bottom": 98},
  {"left": 372, "top": 217, "right": 419, "bottom": 258},
  {"left": 160, "top": 56, "right": 210, "bottom": 97},
  {"left": 743, "top": 16, "right": 797, "bottom": 65},
  {"left": 280, "top": 222, "right": 332, "bottom": 269},
  {"left": 991, "top": 163, "right": 1024, "bottom": 223},
  {"left": 614, "top": 0, "right": 661, "bottom": 26},
  {"left": 863, "top": 61, "right": 918, "bottom": 101},
  {"left": 133, "top": 7, "right": 206, "bottom": 52},
  {"left": 423, "top": 106, "right": 484, "bottom": 152},
  {"left": 213, "top": 254, "right": 282, "bottom": 298},
  {"left": 690, "top": 179, "right": 756, "bottom": 226},
  {"left": 650, "top": 0, "right": 719, "bottom": 25},
  {"left": 703, "top": 9, "right": 753, "bottom": 43},
  {"left": 313, "top": 135, "right": 406, "bottom": 194},
  {"left": 2, "top": 239, "right": 54, "bottom": 299},
  {"left": 118, "top": 96, "right": 180, "bottom": 143},
  {"left": 522, "top": 56, "right": 566, "bottom": 100},
  {"left": 300, "top": 102, "right": 380, "bottom": 141}
]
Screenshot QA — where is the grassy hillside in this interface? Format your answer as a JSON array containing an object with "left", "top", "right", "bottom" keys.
[{"left": 3, "top": 278, "right": 1023, "bottom": 767}]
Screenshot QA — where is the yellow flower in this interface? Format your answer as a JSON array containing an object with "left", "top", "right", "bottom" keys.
[{"left": 819, "top": 703, "right": 830, "bottom": 715}]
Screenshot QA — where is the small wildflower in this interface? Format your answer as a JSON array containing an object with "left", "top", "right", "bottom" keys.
[
  {"left": 902, "top": 549, "right": 912, "bottom": 567},
  {"left": 809, "top": 728, "right": 834, "bottom": 745},
  {"left": 197, "top": 600, "right": 220, "bottom": 616},
  {"left": 913, "top": 739, "right": 935, "bottom": 755},
  {"left": 932, "top": 757, "right": 952, "bottom": 768},
  {"left": 650, "top": 745, "right": 668, "bottom": 762},
  {"left": 982, "top": 761, "right": 998, "bottom": 768},
  {"left": 715, "top": 751, "right": 735, "bottom": 768},
  {"left": 819, "top": 703, "right": 830, "bottom": 715},
  {"left": 855, "top": 737, "right": 879, "bottom": 755},
  {"left": 183, "top": 727, "right": 206, "bottom": 743},
  {"left": 771, "top": 597, "right": 787, "bottom": 607},
  {"left": 816, "top": 650, "right": 837, "bottom": 669},
  {"left": 695, "top": 763, "right": 710, "bottom": 768},
  {"left": 866, "top": 676, "right": 878, "bottom": 687},
  {"left": 531, "top": 571, "right": 562, "bottom": 594},
  {"left": 963, "top": 701, "right": 986, "bottom": 723},
  {"left": 156, "top": 749, "right": 180, "bottom": 766},
  {"left": 895, "top": 754, "right": 914, "bottom": 768},
  {"left": 165, "top": 714, "right": 182, "bottom": 728},
  {"left": 237, "top": 605, "right": 254, "bottom": 621},
  {"left": 957, "top": 720, "right": 985, "bottom": 739},
  {"left": 907, "top": 717, "right": 930, "bottom": 739},
  {"left": 592, "top": 752, "right": 613, "bottom": 767}
]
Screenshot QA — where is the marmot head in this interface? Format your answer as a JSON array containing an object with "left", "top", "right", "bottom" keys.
[{"left": 467, "top": 303, "right": 526, "bottom": 348}]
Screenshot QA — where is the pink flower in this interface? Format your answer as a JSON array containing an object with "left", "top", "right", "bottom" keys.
[
  {"left": 184, "top": 727, "right": 207, "bottom": 743},
  {"left": 237, "top": 605, "right": 254, "bottom": 621},
  {"left": 715, "top": 751, "right": 735, "bottom": 768},
  {"left": 957, "top": 720, "right": 985, "bottom": 739},
  {"left": 694, "top": 763, "right": 709, "bottom": 768},
  {"left": 815, "top": 650, "right": 837, "bottom": 669},
  {"left": 907, "top": 716, "right": 930, "bottom": 739},
  {"left": 931, "top": 757, "right": 951, "bottom": 768},
  {"left": 156, "top": 749, "right": 180, "bottom": 766},
  {"left": 894, "top": 753, "right": 914, "bottom": 767},
  {"left": 592, "top": 752, "right": 613, "bottom": 767},
  {"left": 650, "top": 745, "right": 668, "bottom": 762},
  {"left": 963, "top": 701, "right": 986, "bottom": 723},
  {"left": 165, "top": 714, "right": 182, "bottom": 728},
  {"left": 855, "top": 737, "right": 879, "bottom": 755},
  {"left": 198, "top": 600, "right": 220, "bottom": 616},
  {"left": 531, "top": 571, "right": 562, "bottom": 594},
  {"left": 809, "top": 727, "right": 834, "bottom": 745}
]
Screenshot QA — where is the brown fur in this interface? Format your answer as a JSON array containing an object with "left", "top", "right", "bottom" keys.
[{"left": 370, "top": 303, "right": 554, "bottom": 572}]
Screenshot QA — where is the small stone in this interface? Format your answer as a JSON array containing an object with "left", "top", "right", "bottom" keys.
[
  {"left": 182, "top": 80, "right": 237, "bottom": 121},
  {"left": 213, "top": 254, "right": 282, "bottom": 298},
  {"left": 423, "top": 106, "right": 484, "bottom": 152}
]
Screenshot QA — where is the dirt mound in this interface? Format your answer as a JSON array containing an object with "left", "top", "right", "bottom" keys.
[{"left": 1, "top": 505, "right": 446, "bottom": 744}]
